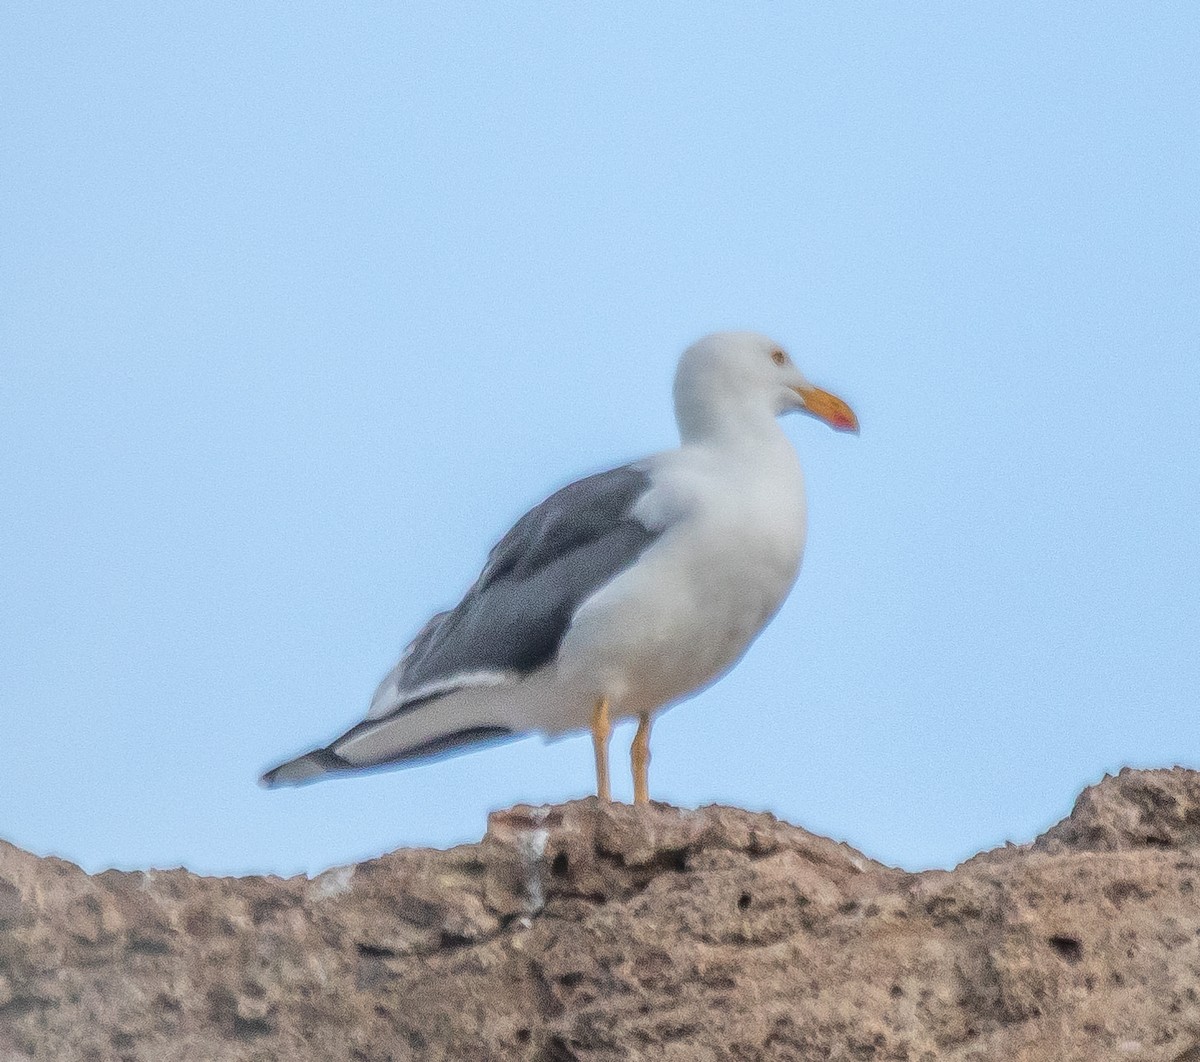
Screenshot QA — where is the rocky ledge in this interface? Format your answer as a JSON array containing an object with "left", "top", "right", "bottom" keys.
[{"left": 4, "top": 768, "right": 1200, "bottom": 1061}]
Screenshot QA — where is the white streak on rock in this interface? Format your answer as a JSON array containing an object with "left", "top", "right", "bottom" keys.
[
  {"left": 516, "top": 807, "right": 552, "bottom": 915},
  {"left": 309, "top": 865, "right": 355, "bottom": 899}
]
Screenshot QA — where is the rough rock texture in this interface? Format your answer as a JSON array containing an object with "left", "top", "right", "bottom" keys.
[{"left": 5, "top": 768, "right": 1200, "bottom": 1061}]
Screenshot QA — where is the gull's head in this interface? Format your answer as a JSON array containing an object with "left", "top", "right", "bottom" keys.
[{"left": 673, "top": 331, "right": 858, "bottom": 443}]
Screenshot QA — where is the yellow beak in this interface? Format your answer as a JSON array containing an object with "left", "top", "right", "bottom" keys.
[{"left": 794, "top": 386, "right": 859, "bottom": 433}]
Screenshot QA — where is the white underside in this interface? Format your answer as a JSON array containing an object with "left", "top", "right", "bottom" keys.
[{"left": 335, "top": 433, "right": 807, "bottom": 768}]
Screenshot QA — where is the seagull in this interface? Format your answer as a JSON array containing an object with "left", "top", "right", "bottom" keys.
[{"left": 261, "top": 331, "right": 857, "bottom": 803}]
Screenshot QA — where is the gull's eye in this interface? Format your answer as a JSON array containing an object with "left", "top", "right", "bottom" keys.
[{"left": 771, "top": 350, "right": 787, "bottom": 366}]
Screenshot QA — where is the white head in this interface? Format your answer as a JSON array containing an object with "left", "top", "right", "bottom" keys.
[{"left": 673, "top": 331, "right": 858, "bottom": 444}]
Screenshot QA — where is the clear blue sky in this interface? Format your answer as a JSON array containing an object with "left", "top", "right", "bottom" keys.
[{"left": 2, "top": 3, "right": 1197, "bottom": 877}]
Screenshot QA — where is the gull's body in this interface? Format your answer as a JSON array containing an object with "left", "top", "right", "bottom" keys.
[{"left": 262, "top": 332, "right": 856, "bottom": 800}]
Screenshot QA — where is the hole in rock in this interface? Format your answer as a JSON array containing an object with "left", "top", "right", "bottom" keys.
[{"left": 1048, "top": 935, "right": 1083, "bottom": 964}]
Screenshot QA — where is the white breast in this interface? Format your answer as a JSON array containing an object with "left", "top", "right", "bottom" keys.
[{"left": 554, "top": 436, "right": 807, "bottom": 722}]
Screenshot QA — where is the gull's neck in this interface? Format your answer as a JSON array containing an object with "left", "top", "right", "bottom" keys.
[{"left": 674, "top": 388, "right": 790, "bottom": 456}]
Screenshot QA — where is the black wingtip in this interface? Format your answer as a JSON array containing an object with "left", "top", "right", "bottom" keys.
[{"left": 259, "top": 747, "right": 349, "bottom": 788}]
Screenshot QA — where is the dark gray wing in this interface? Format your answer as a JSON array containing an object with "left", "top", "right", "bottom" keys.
[{"left": 366, "top": 463, "right": 663, "bottom": 720}]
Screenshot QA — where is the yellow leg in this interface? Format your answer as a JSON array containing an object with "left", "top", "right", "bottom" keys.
[
  {"left": 591, "top": 697, "right": 612, "bottom": 802},
  {"left": 632, "top": 712, "right": 652, "bottom": 806}
]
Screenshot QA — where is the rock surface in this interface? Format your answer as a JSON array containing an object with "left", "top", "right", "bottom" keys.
[{"left": 4, "top": 768, "right": 1200, "bottom": 1060}]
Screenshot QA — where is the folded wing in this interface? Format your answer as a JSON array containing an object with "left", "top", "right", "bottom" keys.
[{"left": 261, "top": 463, "right": 665, "bottom": 785}]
